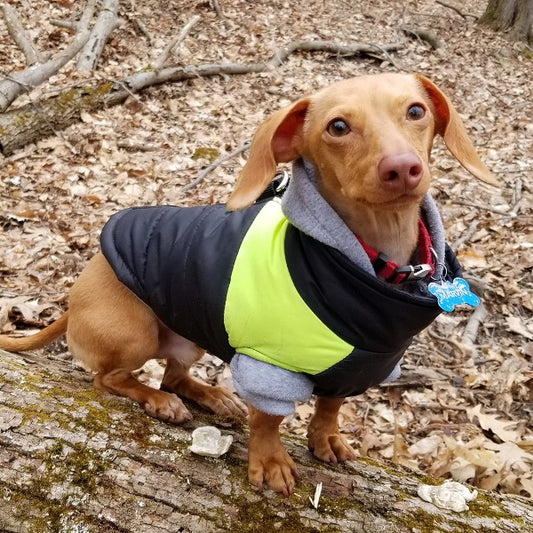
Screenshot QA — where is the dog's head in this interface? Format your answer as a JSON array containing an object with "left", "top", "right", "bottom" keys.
[{"left": 227, "top": 73, "right": 498, "bottom": 212}]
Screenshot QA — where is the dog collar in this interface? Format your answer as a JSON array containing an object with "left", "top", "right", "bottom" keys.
[{"left": 358, "top": 219, "right": 435, "bottom": 284}]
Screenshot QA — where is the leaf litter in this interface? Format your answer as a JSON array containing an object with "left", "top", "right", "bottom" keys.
[{"left": 0, "top": 0, "right": 531, "bottom": 497}]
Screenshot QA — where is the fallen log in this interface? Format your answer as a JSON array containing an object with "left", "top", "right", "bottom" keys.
[
  {"left": 0, "top": 39, "right": 403, "bottom": 156},
  {"left": 0, "top": 348, "right": 530, "bottom": 533}
]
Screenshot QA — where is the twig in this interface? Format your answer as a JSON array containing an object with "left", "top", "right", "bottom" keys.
[
  {"left": 2, "top": 3, "right": 46, "bottom": 65},
  {"left": 427, "top": 326, "right": 466, "bottom": 354},
  {"left": 453, "top": 200, "right": 508, "bottom": 216},
  {"left": 367, "top": 44, "right": 404, "bottom": 71},
  {"left": 461, "top": 302, "right": 487, "bottom": 361},
  {"left": 50, "top": 19, "right": 77, "bottom": 30},
  {"left": 452, "top": 219, "right": 479, "bottom": 249},
  {"left": 210, "top": 0, "right": 224, "bottom": 17},
  {"left": 435, "top": 0, "right": 478, "bottom": 20},
  {"left": 134, "top": 18, "right": 152, "bottom": 43},
  {"left": 510, "top": 178, "right": 523, "bottom": 216},
  {"left": 117, "top": 140, "right": 159, "bottom": 152},
  {"left": 77, "top": 0, "right": 121, "bottom": 72},
  {"left": 0, "top": 0, "right": 97, "bottom": 112},
  {"left": 181, "top": 140, "right": 251, "bottom": 193},
  {"left": 269, "top": 40, "right": 403, "bottom": 67},
  {"left": 153, "top": 15, "right": 201, "bottom": 69}
]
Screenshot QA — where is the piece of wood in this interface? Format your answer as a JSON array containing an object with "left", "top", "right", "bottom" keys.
[
  {"left": 1, "top": 3, "right": 46, "bottom": 65},
  {"left": 153, "top": 14, "right": 201, "bottom": 70},
  {"left": 0, "top": 348, "right": 530, "bottom": 532},
  {"left": 77, "top": 0, "right": 121, "bottom": 72}
]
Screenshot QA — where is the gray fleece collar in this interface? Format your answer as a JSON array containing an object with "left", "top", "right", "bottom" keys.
[{"left": 282, "top": 159, "right": 447, "bottom": 279}]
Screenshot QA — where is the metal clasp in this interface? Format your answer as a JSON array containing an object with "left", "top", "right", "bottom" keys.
[
  {"left": 273, "top": 170, "right": 290, "bottom": 193},
  {"left": 395, "top": 263, "right": 433, "bottom": 281}
]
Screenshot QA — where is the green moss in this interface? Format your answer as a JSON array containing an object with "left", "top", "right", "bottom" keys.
[
  {"left": 470, "top": 492, "right": 525, "bottom": 525},
  {"left": 192, "top": 146, "right": 221, "bottom": 162},
  {"left": 385, "top": 488, "right": 526, "bottom": 533},
  {"left": 391, "top": 507, "right": 451, "bottom": 533},
  {"left": 225, "top": 494, "right": 332, "bottom": 533},
  {"left": 522, "top": 47, "right": 533, "bottom": 59},
  {"left": 1, "top": 483, "right": 111, "bottom": 533}
]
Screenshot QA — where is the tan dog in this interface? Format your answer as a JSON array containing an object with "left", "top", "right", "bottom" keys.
[{"left": 0, "top": 73, "right": 497, "bottom": 496}]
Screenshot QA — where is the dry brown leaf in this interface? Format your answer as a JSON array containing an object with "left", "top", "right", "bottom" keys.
[{"left": 467, "top": 405, "right": 523, "bottom": 443}]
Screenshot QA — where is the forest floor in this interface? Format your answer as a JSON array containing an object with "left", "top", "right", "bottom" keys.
[{"left": 0, "top": 0, "right": 531, "bottom": 498}]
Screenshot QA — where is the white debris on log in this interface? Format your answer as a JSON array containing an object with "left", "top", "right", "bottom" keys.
[
  {"left": 189, "top": 426, "right": 233, "bottom": 458},
  {"left": 417, "top": 481, "right": 479, "bottom": 512}
]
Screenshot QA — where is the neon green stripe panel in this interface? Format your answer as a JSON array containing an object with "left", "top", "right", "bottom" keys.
[{"left": 224, "top": 200, "right": 353, "bottom": 375}]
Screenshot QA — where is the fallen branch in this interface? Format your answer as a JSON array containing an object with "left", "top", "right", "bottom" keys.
[
  {"left": 452, "top": 219, "right": 479, "bottom": 249},
  {"left": 1, "top": 3, "right": 46, "bottom": 65},
  {"left": 210, "top": 0, "right": 224, "bottom": 18},
  {"left": 153, "top": 14, "right": 201, "bottom": 69},
  {"left": 435, "top": 0, "right": 478, "bottom": 20},
  {"left": 0, "top": 39, "right": 404, "bottom": 156},
  {"left": 0, "top": 0, "right": 97, "bottom": 112},
  {"left": 77, "top": 0, "right": 121, "bottom": 72},
  {"left": 270, "top": 39, "right": 403, "bottom": 65}
]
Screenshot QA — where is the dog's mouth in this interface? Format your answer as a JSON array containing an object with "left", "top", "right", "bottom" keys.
[{"left": 368, "top": 191, "right": 424, "bottom": 210}]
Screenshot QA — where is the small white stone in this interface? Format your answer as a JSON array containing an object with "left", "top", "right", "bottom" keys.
[
  {"left": 417, "top": 481, "right": 478, "bottom": 512},
  {"left": 189, "top": 426, "right": 233, "bottom": 458}
]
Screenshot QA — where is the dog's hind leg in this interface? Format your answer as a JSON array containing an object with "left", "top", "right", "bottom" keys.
[
  {"left": 159, "top": 330, "right": 247, "bottom": 418},
  {"left": 93, "top": 368, "right": 192, "bottom": 423},
  {"left": 67, "top": 253, "right": 193, "bottom": 424}
]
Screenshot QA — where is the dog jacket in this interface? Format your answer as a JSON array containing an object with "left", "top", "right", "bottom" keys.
[{"left": 101, "top": 193, "right": 462, "bottom": 400}]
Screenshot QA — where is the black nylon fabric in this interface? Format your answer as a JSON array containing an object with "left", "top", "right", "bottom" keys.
[
  {"left": 100, "top": 203, "right": 263, "bottom": 361},
  {"left": 284, "top": 226, "right": 463, "bottom": 397}
]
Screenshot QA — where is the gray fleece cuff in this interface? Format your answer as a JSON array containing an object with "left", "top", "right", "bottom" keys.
[
  {"left": 230, "top": 353, "right": 314, "bottom": 416},
  {"left": 382, "top": 357, "right": 403, "bottom": 383}
]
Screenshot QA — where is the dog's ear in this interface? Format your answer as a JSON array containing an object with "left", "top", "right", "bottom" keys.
[
  {"left": 416, "top": 74, "right": 499, "bottom": 187},
  {"left": 227, "top": 99, "right": 310, "bottom": 210}
]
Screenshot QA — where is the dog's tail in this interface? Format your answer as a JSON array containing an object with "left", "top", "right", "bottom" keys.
[{"left": 0, "top": 312, "right": 68, "bottom": 352}]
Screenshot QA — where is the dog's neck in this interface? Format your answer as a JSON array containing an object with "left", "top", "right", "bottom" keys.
[
  {"left": 282, "top": 159, "right": 446, "bottom": 278},
  {"left": 342, "top": 203, "right": 420, "bottom": 266}
]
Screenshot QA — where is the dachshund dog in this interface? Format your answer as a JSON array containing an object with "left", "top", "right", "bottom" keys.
[{"left": 0, "top": 73, "right": 498, "bottom": 496}]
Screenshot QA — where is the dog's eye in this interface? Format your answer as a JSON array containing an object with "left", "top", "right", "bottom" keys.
[
  {"left": 327, "top": 119, "right": 350, "bottom": 137},
  {"left": 407, "top": 104, "right": 426, "bottom": 120}
]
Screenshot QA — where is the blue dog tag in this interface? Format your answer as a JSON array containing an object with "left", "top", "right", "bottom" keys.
[{"left": 428, "top": 278, "right": 480, "bottom": 312}]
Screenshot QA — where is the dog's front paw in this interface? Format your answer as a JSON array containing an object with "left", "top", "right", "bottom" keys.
[
  {"left": 248, "top": 446, "right": 299, "bottom": 497},
  {"left": 307, "top": 430, "right": 356, "bottom": 464},
  {"left": 143, "top": 391, "right": 193, "bottom": 424}
]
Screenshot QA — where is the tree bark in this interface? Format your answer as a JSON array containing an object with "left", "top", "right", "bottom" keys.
[
  {"left": 0, "top": 348, "right": 530, "bottom": 533},
  {"left": 480, "top": 0, "right": 533, "bottom": 45}
]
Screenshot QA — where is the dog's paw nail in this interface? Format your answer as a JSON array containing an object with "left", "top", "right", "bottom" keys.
[{"left": 181, "top": 412, "right": 193, "bottom": 423}]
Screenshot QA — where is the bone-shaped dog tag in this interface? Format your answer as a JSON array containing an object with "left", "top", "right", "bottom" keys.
[{"left": 428, "top": 278, "right": 480, "bottom": 312}]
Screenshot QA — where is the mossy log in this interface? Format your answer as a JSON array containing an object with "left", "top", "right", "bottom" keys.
[
  {"left": 0, "top": 348, "right": 531, "bottom": 533},
  {"left": 0, "top": 82, "right": 115, "bottom": 156}
]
